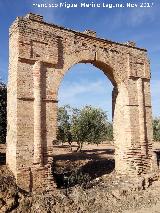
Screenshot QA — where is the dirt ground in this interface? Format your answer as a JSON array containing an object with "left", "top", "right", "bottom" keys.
[
  {"left": 52, "top": 141, "right": 160, "bottom": 184},
  {"left": 1, "top": 141, "right": 160, "bottom": 212},
  {"left": 51, "top": 142, "right": 160, "bottom": 213},
  {"left": 52, "top": 142, "right": 115, "bottom": 187}
]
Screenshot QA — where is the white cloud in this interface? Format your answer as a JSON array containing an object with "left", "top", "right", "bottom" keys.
[
  {"left": 58, "top": 79, "right": 159, "bottom": 119},
  {"left": 128, "top": 7, "right": 156, "bottom": 26},
  {"left": 104, "top": 6, "right": 157, "bottom": 32},
  {"left": 31, "top": 1, "right": 56, "bottom": 23},
  {"left": 151, "top": 80, "right": 160, "bottom": 97},
  {"left": 0, "top": 59, "right": 8, "bottom": 83},
  {"left": 58, "top": 79, "right": 113, "bottom": 120},
  {"left": 58, "top": 79, "right": 111, "bottom": 100},
  {"left": 151, "top": 80, "right": 160, "bottom": 117}
]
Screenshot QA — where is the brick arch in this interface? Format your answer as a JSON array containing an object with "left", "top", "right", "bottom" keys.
[
  {"left": 6, "top": 13, "right": 155, "bottom": 192},
  {"left": 56, "top": 59, "right": 116, "bottom": 96}
]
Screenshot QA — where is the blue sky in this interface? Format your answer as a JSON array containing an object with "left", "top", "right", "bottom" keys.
[{"left": 0, "top": 0, "right": 159, "bottom": 120}]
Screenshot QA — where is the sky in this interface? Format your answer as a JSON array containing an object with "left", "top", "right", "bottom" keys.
[{"left": 0, "top": 0, "right": 159, "bottom": 120}]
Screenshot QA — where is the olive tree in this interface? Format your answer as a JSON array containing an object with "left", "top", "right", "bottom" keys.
[
  {"left": 153, "top": 117, "right": 160, "bottom": 141},
  {"left": 0, "top": 81, "right": 7, "bottom": 144},
  {"left": 71, "top": 106, "right": 111, "bottom": 151},
  {"left": 57, "top": 105, "right": 72, "bottom": 149}
]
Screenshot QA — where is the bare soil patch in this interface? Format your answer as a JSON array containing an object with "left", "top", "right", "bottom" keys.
[
  {"left": 1, "top": 142, "right": 160, "bottom": 212},
  {"left": 52, "top": 142, "right": 115, "bottom": 188}
]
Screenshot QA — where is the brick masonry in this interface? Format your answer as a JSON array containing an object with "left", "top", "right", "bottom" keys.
[{"left": 6, "top": 13, "right": 156, "bottom": 192}]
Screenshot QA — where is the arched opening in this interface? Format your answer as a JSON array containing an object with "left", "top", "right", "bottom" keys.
[{"left": 52, "top": 62, "right": 116, "bottom": 188}]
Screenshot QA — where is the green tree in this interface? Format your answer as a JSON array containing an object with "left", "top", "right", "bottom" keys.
[
  {"left": 153, "top": 117, "right": 160, "bottom": 141},
  {"left": 71, "top": 106, "right": 110, "bottom": 151},
  {"left": 105, "top": 122, "right": 113, "bottom": 141},
  {"left": 0, "top": 81, "right": 7, "bottom": 144},
  {"left": 57, "top": 105, "right": 72, "bottom": 149}
]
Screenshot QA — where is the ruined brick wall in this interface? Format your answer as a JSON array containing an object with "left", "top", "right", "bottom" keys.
[
  {"left": 6, "top": 28, "right": 19, "bottom": 174},
  {"left": 6, "top": 13, "right": 154, "bottom": 191}
]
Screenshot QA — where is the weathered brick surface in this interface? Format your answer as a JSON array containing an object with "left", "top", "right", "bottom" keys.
[{"left": 6, "top": 13, "right": 155, "bottom": 191}]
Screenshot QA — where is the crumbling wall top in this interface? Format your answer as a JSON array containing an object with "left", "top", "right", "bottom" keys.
[
  {"left": 83, "top": 30, "right": 96, "bottom": 37},
  {"left": 25, "top": 13, "right": 43, "bottom": 22},
  {"left": 9, "top": 13, "right": 147, "bottom": 53},
  {"left": 125, "top": 41, "right": 137, "bottom": 47}
]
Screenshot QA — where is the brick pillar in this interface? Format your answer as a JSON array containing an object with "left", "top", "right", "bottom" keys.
[
  {"left": 33, "top": 61, "right": 43, "bottom": 166},
  {"left": 113, "top": 83, "right": 132, "bottom": 175},
  {"left": 137, "top": 78, "right": 147, "bottom": 156},
  {"left": 112, "top": 86, "right": 118, "bottom": 120}
]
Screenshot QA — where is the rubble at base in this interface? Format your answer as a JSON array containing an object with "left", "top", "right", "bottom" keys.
[{"left": 1, "top": 165, "right": 160, "bottom": 213}]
